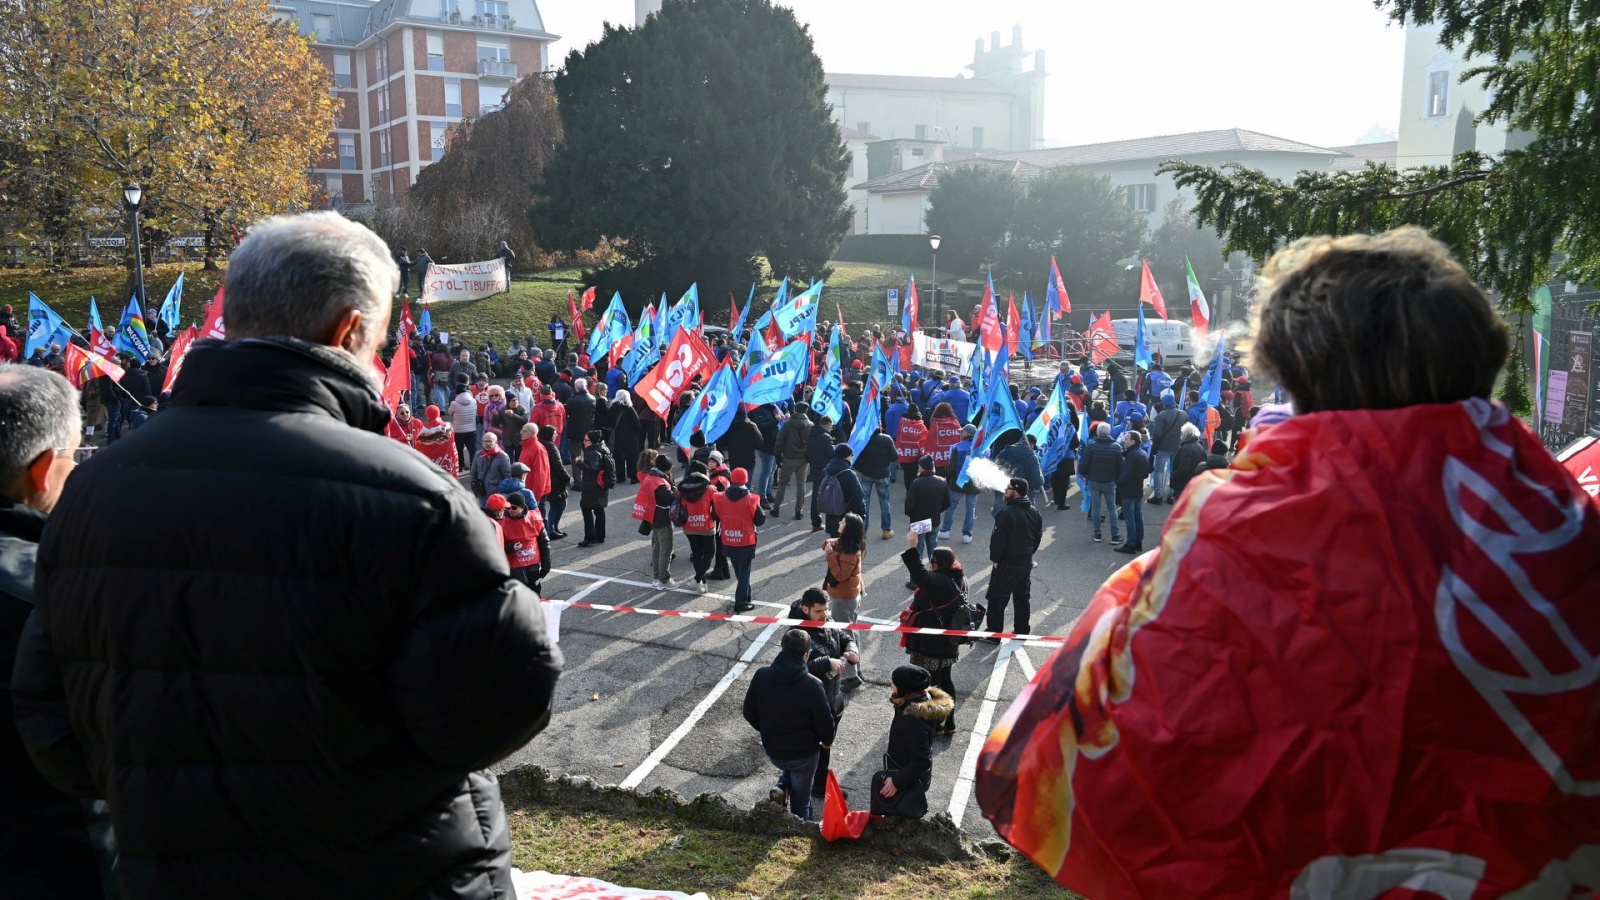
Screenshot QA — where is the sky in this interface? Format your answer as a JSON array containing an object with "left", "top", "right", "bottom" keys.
[{"left": 532, "top": 0, "right": 1407, "bottom": 149}]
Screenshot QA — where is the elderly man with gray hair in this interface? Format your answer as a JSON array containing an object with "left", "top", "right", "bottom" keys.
[
  {"left": 10, "top": 212, "right": 563, "bottom": 898},
  {"left": 1, "top": 365, "right": 116, "bottom": 898},
  {"left": 1077, "top": 420, "right": 1124, "bottom": 545}
]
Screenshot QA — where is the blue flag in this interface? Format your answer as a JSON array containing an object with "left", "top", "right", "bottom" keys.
[
  {"left": 811, "top": 359, "right": 845, "bottom": 424},
  {"left": 418, "top": 305, "right": 433, "bottom": 337},
  {"left": 968, "top": 348, "right": 988, "bottom": 424},
  {"left": 113, "top": 296, "right": 152, "bottom": 363},
  {"left": 88, "top": 296, "right": 105, "bottom": 336},
  {"left": 868, "top": 343, "right": 892, "bottom": 396},
  {"left": 1017, "top": 291, "right": 1035, "bottom": 361},
  {"left": 957, "top": 344, "right": 1021, "bottom": 487},
  {"left": 847, "top": 383, "right": 881, "bottom": 460},
  {"left": 662, "top": 284, "right": 700, "bottom": 345},
  {"left": 1036, "top": 292, "right": 1051, "bottom": 349},
  {"left": 732, "top": 284, "right": 753, "bottom": 342},
  {"left": 774, "top": 281, "right": 821, "bottom": 339},
  {"left": 1199, "top": 333, "right": 1226, "bottom": 407},
  {"left": 738, "top": 327, "right": 769, "bottom": 379},
  {"left": 25, "top": 294, "right": 73, "bottom": 358},
  {"left": 1134, "top": 303, "right": 1152, "bottom": 369},
  {"left": 1026, "top": 379, "right": 1072, "bottom": 478},
  {"left": 586, "top": 292, "right": 632, "bottom": 360},
  {"left": 902, "top": 275, "right": 918, "bottom": 334},
  {"left": 672, "top": 363, "right": 743, "bottom": 448},
  {"left": 741, "top": 339, "right": 809, "bottom": 407},
  {"left": 158, "top": 273, "right": 184, "bottom": 332}
]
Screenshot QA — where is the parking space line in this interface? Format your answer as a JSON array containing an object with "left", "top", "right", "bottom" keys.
[
  {"left": 1012, "top": 645, "right": 1036, "bottom": 681},
  {"left": 617, "top": 621, "right": 784, "bottom": 790},
  {"left": 545, "top": 568, "right": 894, "bottom": 624},
  {"left": 947, "top": 640, "right": 1016, "bottom": 828}
]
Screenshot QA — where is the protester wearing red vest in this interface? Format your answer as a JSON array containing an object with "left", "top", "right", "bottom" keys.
[
  {"left": 677, "top": 462, "right": 719, "bottom": 591},
  {"left": 894, "top": 407, "right": 930, "bottom": 485},
  {"left": 711, "top": 467, "right": 764, "bottom": 612},
  {"left": 500, "top": 492, "right": 550, "bottom": 593}
]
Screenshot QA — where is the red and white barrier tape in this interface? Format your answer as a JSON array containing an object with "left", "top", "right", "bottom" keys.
[{"left": 540, "top": 597, "right": 1066, "bottom": 643}]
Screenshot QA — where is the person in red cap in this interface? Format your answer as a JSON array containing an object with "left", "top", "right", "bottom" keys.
[
  {"left": 711, "top": 467, "right": 764, "bottom": 612},
  {"left": 482, "top": 492, "right": 509, "bottom": 549}
]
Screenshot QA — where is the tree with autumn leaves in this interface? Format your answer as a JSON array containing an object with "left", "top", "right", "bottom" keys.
[{"left": 0, "top": 0, "right": 335, "bottom": 278}]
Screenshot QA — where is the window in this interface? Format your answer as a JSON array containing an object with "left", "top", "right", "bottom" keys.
[
  {"left": 476, "top": 0, "right": 508, "bottom": 17},
  {"left": 445, "top": 78, "right": 462, "bottom": 118},
  {"left": 430, "top": 122, "right": 448, "bottom": 161},
  {"left": 1126, "top": 183, "right": 1156, "bottom": 213},
  {"left": 375, "top": 89, "right": 389, "bottom": 124},
  {"left": 378, "top": 134, "right": 391, "bottom": 168},
  {"left": 440, "top": 0, "right": 458, "bottom": 16},
  {"left": 856, "top": 121, "right": 870, "bottom": 135},
  {"left": 1426, "top": 70, "right": 1450, "bottom": 118},
  {"left": 312, "top": 13, "right": 333, "bottom": 41},
  {"left": 972, "top": 127, "right": 984, "bottom": 148},
  {"left": 338, "top": 135, "right": 357, "bottom": 170},
  {"left": 374, "top": 42, "right": 389, "bottom": 79},
  {"left": 332, "top": 51, "right": 352, "bottom": 88},
  {"left": 325, "top": 173, "right": 344, "bottom": 203},
  {"left": 914, "top": 124, "right": 927, "bottom": 141},
  {"left": 426, "top": 32, "right": 445, "bottom": 71},
  {"left": 479, "top": 83, "right": 506, "bottom": 115},
  {"left": 477, "top": 40, "right": 510, "bottom": 61}
]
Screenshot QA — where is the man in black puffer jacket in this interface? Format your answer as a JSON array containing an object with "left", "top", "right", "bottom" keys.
[
  {"left": 742, "top": 629, "right": 835, "bottom": 820},
  {"left": 718, "top": 408, "right": 762, "bottom": 480},
  {"left": 10, "top": 213, "right": 563, "bottom": 900}
]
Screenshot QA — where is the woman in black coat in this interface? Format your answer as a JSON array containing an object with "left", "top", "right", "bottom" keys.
[
  {"left": 576, "top": 430, "right": 615, "bottom": 547},
  {"left": 899, "top": 537, "right": 966, "bottom": 734},
  {"left": 876, "top": 665, "right": 954, "bottom": 818},
  {"left": 609, "top": 390, "right": 643, "bottom": 483}
]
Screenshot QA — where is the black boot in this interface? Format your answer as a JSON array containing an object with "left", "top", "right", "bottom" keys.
[{"left": 708, "top": 566, "right": 731, "bottom": 580}]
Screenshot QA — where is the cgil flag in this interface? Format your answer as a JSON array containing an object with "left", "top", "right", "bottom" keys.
[
  {"left": 1026, "top": 378, "right": 1073, "bottom": 478},
  {"left": 1005, "top": 294, "right": 1021, "bottom": 357},
  {"left": 567, "top": 291, "right": 587, "bottom": 343},
  {"left": 1139, "top": 259, "right": 1169, "bottom": 322},
  {"left": 636, "top": 326, "right": 715, "bottom": 418},
  {"left": 1047, "top": 256, "right": 1071, "bottom": 317},
  {"left": 957, "top": 343, "right": 1021, "bottom": 488},
  {"left": 976, "top": 274, "right": 1004, "bottom": 353},
  {"left": 158, "top": 273, "right": 184, "bottom": 333},
  {"left": 113, "top": 296, "right": 152, "bottom": 363},
  {"left": 1185, "top": 256, "right": 1210, "bottom": 336},
  {"left": 162, "top": 326, "right": 199, "bottom": 392}
]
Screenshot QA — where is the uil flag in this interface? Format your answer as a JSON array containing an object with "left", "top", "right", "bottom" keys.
[
  {"left": 1134, "top": 303, "right": 1153, "bottom": 369},
  {"left": 775, "top": 280, "right": 822, "bottom": 339},
  {"left": 1139, "top": 259, "right": 1169, "bottom": 322},
  {"left": 868, "top": 343, "right": 893, "bottom": 397},
  {"left": 734, "top": 284, "right": 754, "bottom": 340},
  {"left": 418, "top": 303, "right": 433, "bottom": 337},
  {"left": 113, "top": 296, "right": 152, "bottom": 363},
  {"left": 738, "top": 327, "right": 768, "bottom": 379},
  {"left": 587, "top": 292, "right": 631, "bottom": 361},
  {"left": 1185, "top": 256, "right": 1210, "bottom": 336},
  {"left": 1047, "top": 256, "right": 1071, "bottom": 316},
  {"left": 1026, "top": 379, "right": 1072, "bottom": 477},
  {"left": 1086, "top": 311, "right": 1120, "bottom": 365},
  {"left": 580, "top": 286, "right": 596, "bottom": 312},
  {"left": 741, "top": 339, "right": 809, "bottom": 407},
  {"left": 672, "top": 363, "right": 744, "bottom": 450},
  {"left": 847, "top": 382, "right": 882, "bottom": 460},
  {"left": 976, "top": 274, "right": 1004, "bottom": 353},
  {"left": 88, "top": 297, "right": 117, "bottom": 360},
  {"left": 158, "top": 272, "right": 184, "bottom": 333},
  {"left": 567, "top": 291, "right": 586, "bottom": 342},
  {"left": 1005, "top": 294, "right": 1021, "bottom": 356},
  {"left": 903, "top": 276, "right": 920, "bottom": 335},
  {"left": 811, "top": 355, "right": 845, "bottom": 424},
  {"left": 957, "top": 344, "right": 1020, "bottom": 487},
  {"left": 1017, "top": 292, "right": 1036, "bottom": 361}
]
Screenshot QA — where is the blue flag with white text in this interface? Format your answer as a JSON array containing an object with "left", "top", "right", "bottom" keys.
[
  {"left": 672, "top": 363, "right": 743, "bottom": 448},
  {"left": 113, "top": 296, "right": 152, "bottom": 363},
  {"left": 741, "top": 339, "right": 809, "bottom": 407},
  {"left": 957, "top": 344, "right": 1020, "bottom": 487},
  {"left": 587, "top": 292, "right": 632, "bottom": 360},
  {"left": 847, "top": 382, "right": 881, "bottom": 460},
  {"left": 1026, "top": 379, "right": 1072, "bottom": 478},
  {"left": 25, "top": 294, "right": 73, "bottom": 358}
]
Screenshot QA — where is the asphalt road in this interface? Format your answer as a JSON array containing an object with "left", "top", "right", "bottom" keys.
[{"left": 493, "top": 469, "right": 1170, "bottom": 844}]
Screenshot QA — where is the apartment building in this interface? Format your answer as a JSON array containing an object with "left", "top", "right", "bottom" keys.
[{"left": 271, "top": 0, "right": 557, "bottom": 208}]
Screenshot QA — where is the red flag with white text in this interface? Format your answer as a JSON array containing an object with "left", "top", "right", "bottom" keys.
[{"left": 634, "top": 327, "right": 715, "bottom": 418}]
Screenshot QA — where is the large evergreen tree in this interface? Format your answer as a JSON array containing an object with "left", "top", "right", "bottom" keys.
[
  {"left": 1159, "top": 0, "right": 1600, "bottom": 312},
  {"left": 924, "top": 166, "right": 1022, "bottom": 277},
  {"left": 530, "top": 0, "right": 849, "bottom": 305}
]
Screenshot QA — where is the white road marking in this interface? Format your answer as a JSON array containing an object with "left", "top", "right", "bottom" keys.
[
  {"left": 617, "top": 620, "right": 784, "bottom": 790},
  {"left": 947, "top": 640, "right": 1017, "bottom": 827},
  {"left": 544, "top": 568, "right": 893, "bottom": 624},
  {"left": 1012, "top": 645, "right": 1036, "bottom": 680}
]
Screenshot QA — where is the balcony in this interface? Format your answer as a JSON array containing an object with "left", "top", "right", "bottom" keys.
[
  {"left": 477, "top": 58, "right": 518, "bottom": 79},
  {"left": 470, "top": 13, "right": 516, "bottom": 30}
]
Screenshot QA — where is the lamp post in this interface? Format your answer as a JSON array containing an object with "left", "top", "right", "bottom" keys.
[
  {"left": 929, "top": 234, "right": 941, "bottom": 333},
  {"left": 122, "top": 183, "right": 147, "bottom": 308}
]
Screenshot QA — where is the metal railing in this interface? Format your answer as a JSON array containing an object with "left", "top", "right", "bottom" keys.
[{"left": 477, "top": 58, "right": 518, "bottom": 78}]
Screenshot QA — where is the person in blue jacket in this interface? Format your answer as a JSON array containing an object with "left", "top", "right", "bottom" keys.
[
  {"left": 1113, "top": 389, "right": 1147, "bottom": 427},
  {"left": 936, "top": 380, "right": 970, "bottom": 423}
]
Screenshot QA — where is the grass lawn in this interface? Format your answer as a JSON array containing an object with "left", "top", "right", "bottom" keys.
[
  {"left": 0, "top": 260, "right": 958, "bottom": 345},
  {"left": 508, "top": 803, "right": 1078, "bottom": 900}
]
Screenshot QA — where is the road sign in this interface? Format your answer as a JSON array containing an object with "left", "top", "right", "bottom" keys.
[{"left": 887, "top": 288, "right": 899, "bottom": 317}]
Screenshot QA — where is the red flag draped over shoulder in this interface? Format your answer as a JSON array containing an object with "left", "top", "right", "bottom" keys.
[{"left": 976, "top": 400, "right": 1600, "bottom": 898}]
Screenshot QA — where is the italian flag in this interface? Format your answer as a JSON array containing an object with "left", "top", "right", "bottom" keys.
[{"left": 1185, "top": 256, "right": 1210, "bottom": 336}]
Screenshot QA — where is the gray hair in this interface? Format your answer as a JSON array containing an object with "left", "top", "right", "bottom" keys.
[
  {"left": 0, "top": 365, "right": 80, "bottom": 486},
  {"left": 612, "top": 389, "right": 631, "bottom": 406},
  {"left": 224, "top": 212, "right": 398, "bottom": 344},
  {"left": 1095, "top": 422, "right": 1111, "bottom": 437},
  {"left": 1180, "top": 422, "right": 1201, "bottom": 441},
  {"left": 573, "top": 378, "right": 588, "bottom": 392}
]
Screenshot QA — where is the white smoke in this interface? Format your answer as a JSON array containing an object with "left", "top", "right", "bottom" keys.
[
  {"left": 1190, "top": 321, "right": 1252, "bottom": 369},
  {"left": 964, "top": 456, "right": 1013, "bottom": 493}
]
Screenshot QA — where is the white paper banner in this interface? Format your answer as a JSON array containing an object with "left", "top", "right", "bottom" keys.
[
  {"left": 422, "top": 259, "right": 508, "bottom": 302},
  {"left": 912, "top": 332, "right": 976, "bottom": 376}
]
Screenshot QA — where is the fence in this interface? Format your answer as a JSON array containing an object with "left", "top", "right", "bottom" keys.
[{"left": 1537, "top": 287, "right": 1600, "bottom": 452}]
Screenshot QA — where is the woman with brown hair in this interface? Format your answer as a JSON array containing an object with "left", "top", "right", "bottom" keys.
[
  {"left": 976, "top": 227, "right": 1600, "bottom": 897},
  {"left": 822, "top": 512, "right": 866, "bottom": 623}
]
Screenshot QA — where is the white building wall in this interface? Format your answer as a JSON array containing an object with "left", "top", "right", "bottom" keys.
[
  {"left": 827, "top": 88, "right": 1016, "bottom": 150},
  {"left": 1396, "top": 22, "right": 1508, "bottom": 171},
  {"left": 863, "top": 193, "right": 931, "bottom": 235}
]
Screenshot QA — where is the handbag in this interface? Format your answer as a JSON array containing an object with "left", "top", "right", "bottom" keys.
[{"left": 869, "top": 755, "right": 929, "bottom": 818}]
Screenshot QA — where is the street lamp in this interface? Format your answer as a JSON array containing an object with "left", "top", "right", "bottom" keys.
[
  {"left": 122, "top": 183, "right": 147, "bottom": 307},
  {"left": 929, "top": 234, "right": 941, "bottom": 333}
]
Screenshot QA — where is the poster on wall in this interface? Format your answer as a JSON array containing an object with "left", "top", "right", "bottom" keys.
[
  {"left": 1546, "top": 371, "right": 1569, "bottom": 426},
  {"left": 421, "top": 259, "right": 508, "bottom": 302},
  {"left": 1590, "top": 326, "right": 1600, "bottom": 436},
  {"left": 1565, "top": 330, "right": 1591, "bottom": 434}
]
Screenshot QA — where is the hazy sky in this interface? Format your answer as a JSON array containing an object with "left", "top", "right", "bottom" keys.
[{"left": 534, "top": 0, "right": 1407, "bottom": 149}]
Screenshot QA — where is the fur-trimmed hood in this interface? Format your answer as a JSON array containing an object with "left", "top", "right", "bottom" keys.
[{"left": 893, "top": 687, "right": 954, "bottom": 723}]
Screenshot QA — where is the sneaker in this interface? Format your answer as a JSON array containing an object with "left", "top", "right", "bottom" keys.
[
  {"left": 1093, "top": 534, "right": 1103, "bottom": 543},
  {"left": 962, "top": 534, "right": 972, "bottom": 544},
  {"left": 811, "top": 524, "right": 823, "bottom": 533},
  {"left": 695, "top": 579, "right": 707, "bottom": 592},
  {"left": 937, "top": 530, "right": 951, "bottom": 540},
  {"left": 881, "top": 529, "right": 894, "bottom": 540},
  {"left": 1110, "top": 536, "right": 1123, "bottom": 545},
  {"left": 651, "top": 579, "right": 678, "bottom": 590}
]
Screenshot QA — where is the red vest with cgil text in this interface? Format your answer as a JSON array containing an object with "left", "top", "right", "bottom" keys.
[
  {"left": 633, "top": 472, "right": 668, "bottom": 522},
  {"left": 712, "top": 491, "right": 761, "bottom": 547}
]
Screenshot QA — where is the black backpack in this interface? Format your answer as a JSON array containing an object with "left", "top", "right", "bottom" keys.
[{"left": 816, "top": 472, "right": 847, "bottom": 517}]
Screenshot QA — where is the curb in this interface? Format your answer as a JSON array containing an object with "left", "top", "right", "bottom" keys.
[{"left": 497, "top": 764, "right": 1012, "bottom": 863}]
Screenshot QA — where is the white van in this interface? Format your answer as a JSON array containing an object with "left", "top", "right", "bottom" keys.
[{"left": 1110, "top": 318, "right": 1197, "bottom": 362}]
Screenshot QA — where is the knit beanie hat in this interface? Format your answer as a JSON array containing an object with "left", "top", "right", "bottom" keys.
[{"left": 892, "top": 665, "right": 932, "bottom": 695}]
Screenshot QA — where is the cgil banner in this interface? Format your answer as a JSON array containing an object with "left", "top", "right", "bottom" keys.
[
  {"left": 422, "top": 259, "right": 508, "bottom": 302},
  {"left": 912, "top": 332, "right": 977, "bottom": 376}
]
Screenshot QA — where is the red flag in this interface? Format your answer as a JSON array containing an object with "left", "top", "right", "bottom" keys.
[
  {"left": 1086, "top": 312, "right": 1120, "bottom": 365},
  {"left": 729, "top": 293, "right": 741, "bottom": 334},
  {"left": 763, "top": 313, "right": 783, "bottom": 351},
  {"left": 1558, "top": 436, "right": 1599, "bottom": 504},
  {"left": 1050, "top": 255, "right": 1071, "bottom": 316},
  {"left": 399, "top": 301, "right": 415, "bottom": 342},
  {"left": 580, "top": 286, "right": 596, "bottom": 312},
  {"left": 381, "top": 332, "right": 411, "bottom": 415},
  {"left": 1005, "top": 294, "right": 1021, "bottom": 356},
  {"left": 567, "top": 291, "right": 586, "bottom": 342},
  {"left": 635, "top": 327, "right": 715, "bottom": 418},
  {"left": 976, "top": 283, "right": 1003, "bottom": 353},
  {"left": 162, "top": 326, "right": 199, "bottom": 392},
  {"left": 905, "top": 277, "right": 920, "bottom": 334},
  {"left": 819, "top": 770, "right": 872, "bottom": 841},
  {"left": 608, "top": 334, "right": 634, "bottom": 369},
  {"left": 89, "top": 322, "right": 116, "bottom": 359},
  {"left": 200, "top": 286, "right": 227, "bottom": 340},
  {"left": 64, "top": 342, "right": 125, "bottom": 388},
  {"left": 1139, "top": 260, "right": 1169, "bottom": 322}
]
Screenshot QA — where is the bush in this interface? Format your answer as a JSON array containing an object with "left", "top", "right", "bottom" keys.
[{"left": 830, "top": 234, "right": 938, "bottom": 269}]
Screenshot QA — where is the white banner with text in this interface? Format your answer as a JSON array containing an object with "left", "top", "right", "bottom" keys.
[{"left": 422, "top": 259, "right": 508, "bottom": 302}]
